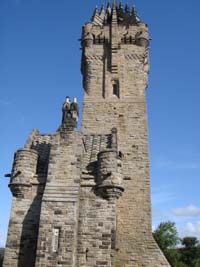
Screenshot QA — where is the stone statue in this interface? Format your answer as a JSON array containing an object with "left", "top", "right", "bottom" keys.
[
  {"left": 62, "top": 96, "right": 79, "bottom": 125},
  {"left": 70, "top": 97, "right": 79, "bottom": 122},
  {"left": 62, "top": 96, "right": 71, "bottom": 124}
]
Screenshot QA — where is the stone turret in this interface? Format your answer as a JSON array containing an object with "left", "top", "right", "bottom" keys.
[
  {"left": 9, "top": 149, "right": 38, "bottom": 198},
  {"left": 96, "top": 128, "right": 124, "bottom": 198},
  {"left": 97, "top": 149, "right": 123, "bottom": 198}
]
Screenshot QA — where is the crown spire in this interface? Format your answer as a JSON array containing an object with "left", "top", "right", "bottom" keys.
[
  {"left": 112, "top": 0, "right": 118, "bottom": 23},
  {"left": 113, "top": 0, "right": 117, "bottom": 8},
  {"left": 132, "top": 5, "right": 137, "bottom": 15}
]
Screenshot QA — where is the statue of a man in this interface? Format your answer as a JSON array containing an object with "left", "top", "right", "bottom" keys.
[
  {"left": 62, "top": 96, "right": 71, "bottom": 124},
  {"left": 70, "top": 97, "right": 79, "bottom": 122}
]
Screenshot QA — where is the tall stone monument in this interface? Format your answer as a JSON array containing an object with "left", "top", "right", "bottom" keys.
[{"left": 3, "top": 2, "right": 171, "bottom": 267}]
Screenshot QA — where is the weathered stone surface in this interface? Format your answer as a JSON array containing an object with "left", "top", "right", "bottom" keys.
[{"left": 3, "top": 2, "right": 171, "bottom": 267}]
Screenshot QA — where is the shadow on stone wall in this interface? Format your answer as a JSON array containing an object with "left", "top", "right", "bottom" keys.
[
  {"left": 17, "top": 183, "right": 44, "bottom": 267},
  {"left": 0, "top": 248, "right": 4, "bottom": 267}
]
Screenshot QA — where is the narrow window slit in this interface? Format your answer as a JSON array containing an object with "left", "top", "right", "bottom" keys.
[{"left": 112, "top": 81, "right": 119, "bottom": 97}]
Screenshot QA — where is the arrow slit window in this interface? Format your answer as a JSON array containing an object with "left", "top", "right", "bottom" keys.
[{"left": 112, "top": 80, "right": 119, "bottom": 98}]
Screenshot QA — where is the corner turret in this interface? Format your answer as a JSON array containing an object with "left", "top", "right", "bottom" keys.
[
  {"left": 9, "top": 148, "right": 38, "bottom": 198},
  {"left": 96, "top": 128, "right": 124, "bottom": 199}
]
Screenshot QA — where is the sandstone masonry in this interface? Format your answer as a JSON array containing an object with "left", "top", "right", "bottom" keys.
[{"left": 3, "top": 2, "right": 171, "bottom": 267}]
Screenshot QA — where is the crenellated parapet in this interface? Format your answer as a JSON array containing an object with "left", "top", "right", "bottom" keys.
[{"left": 81, "top": 2, "right": 149, "bottom": 48}]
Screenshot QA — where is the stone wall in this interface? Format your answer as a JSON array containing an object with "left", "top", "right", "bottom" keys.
[
  {"left": 77, "top": 188, "right": 117, "bottom": 267},
  {"left": 35, "top": 129, "right": 83, "bottom": 267}
]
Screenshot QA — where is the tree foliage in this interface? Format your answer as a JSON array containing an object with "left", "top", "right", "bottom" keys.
[
  {"left": 180, "top": 237, "right": 200, "bottom": 267},
  {"left": 0, "top": 248, "right": 4, "bottom": 267},
  {"left": 153, "top": 221, "right": 179, "bottom": 250},
  {"left": 153, "top": 222, "right": 200, "bottom": 267},
  {"left": 153, "top": 221, "right": 180, "bottom": 265},
  {"left": 182, "top": 237, "right": 199, "bottom": 248}
]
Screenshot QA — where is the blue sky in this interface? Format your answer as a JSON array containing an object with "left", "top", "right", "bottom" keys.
[{"left": 1, "top": 0, "right": 200, "bottom": 247}]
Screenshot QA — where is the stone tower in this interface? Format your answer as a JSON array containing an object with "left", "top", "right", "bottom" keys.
[{"left": 3, "top": 2, "right": 171, "bottom": 267}]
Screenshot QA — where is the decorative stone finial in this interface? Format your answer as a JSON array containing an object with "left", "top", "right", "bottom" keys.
[
  {"left": 132, "top": 5, "right": 137, "bottom": 14},
  {"left": 100, "top": 4, "right": 106, "bottom": 19},
  {"left": 125, "top": 2, "right": 130, "bottom": 14},
  {"left": 94, "top": 5, "right": 99, "bottom": 14},
  {"left": 132, "top": 5, "right": 141, "bottom": 23},
  {"left": 113, "top": 0, "right": 117, "bottom": 8},
  {"left": 107, "top": 2, "right": 112, "bottom": 16},
  {"left": 119, "top": 1, "right": 123, "bottom": 9},
  {"left": 92, "top": 6, "right": 99, "bottom": 21},
  {"left": 101, "top": 3, "right": 105, "bottom": 11},
  {"left": 118, "top": 1, "right": 124, "bottom": 21}
]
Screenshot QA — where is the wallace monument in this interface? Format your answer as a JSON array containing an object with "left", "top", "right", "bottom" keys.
[{"left": 3, "top": 1, "right": 171, "bottom": 267}]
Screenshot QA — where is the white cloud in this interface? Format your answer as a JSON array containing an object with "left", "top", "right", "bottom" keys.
[
  {"left": 173, "top": 205, "right": 200, "bottom": 217},
  {"left": 178, "top": 221, "right": 200, "bottom": 239}
]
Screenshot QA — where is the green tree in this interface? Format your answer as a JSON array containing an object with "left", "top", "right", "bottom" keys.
[
  {"left": 192, "top": 244, "right": 200, "bottom": 267},
  {"left": 194, "top": 258, "right": 200, "bottom": 267},
  {"left": 182, "top": 237, "right": 199, "bottom": 248},
  {"left": 153, "top": 221, "right": 179, "bottom": 252},
  {"left": 166, "top": 248, "right": 182, "bottom": 267},
  {"left": 153, "top": 222, "right": 200, "bottom": 267},
  {"left": 0, "top": 248, "right": 4, "bottom": 267},
  {"left": 180, "top": 237, "right": 200, "bottom": 267},
  {"left": 153, "top": 221, "right": 180, "bottom": 266},
  {"left": 176, "top": 262, "right": 188, "bottom": 267}
]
